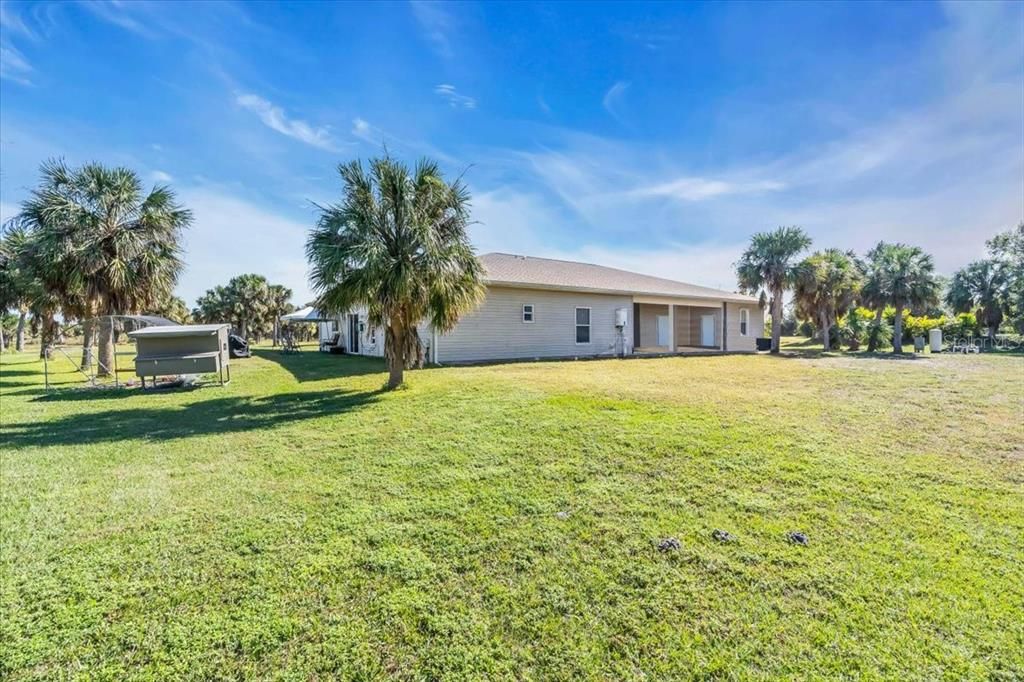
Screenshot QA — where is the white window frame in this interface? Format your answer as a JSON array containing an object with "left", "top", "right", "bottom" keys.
[
  {"left": 575, "top": 306, "right": 591, "bottom": 345},
  {"left": 739, "top": 308, "right": 749, "bottom": 336},
  {"left": 522, "top": 304, "right": 534, "bottom": 323}
]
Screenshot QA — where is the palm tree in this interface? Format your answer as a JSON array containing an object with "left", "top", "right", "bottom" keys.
[
  {"left": 268, "top": 284, "right": 294, "bottom": 346},
  {"left": 225, "top": 274, "right": 270, "bottom": 340},
  {"left": 736, "top": 226, "right": 812, "bottom": 354},
  {"left": 15, "top": 160, "right": 191, "bottom": 374},
  {"left": 307, "top": 156, "right": 485, "bottom": 388},
  {"left": 794, "top": 249, "right": 862, "bottom": 351},
  {"left": 883, "top": 245, "right": 939, "bottom": 354},
  {"left": 861, "top": 241, "right": 897, "bottom": 352},
  {"left": 946, "top": 260, "right": 1008, "bottom": 341}
]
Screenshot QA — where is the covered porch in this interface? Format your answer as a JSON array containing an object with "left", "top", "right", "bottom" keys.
[{"left": 632, "top": 298, "right": 725, "bottom": 354}]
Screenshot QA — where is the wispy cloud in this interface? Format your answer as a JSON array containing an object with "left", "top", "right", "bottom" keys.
[
  {"left": 80, "top": 1, "right": 159, "bottom": 39},
  {"left": 150, "top": 170, "right": 174, "bottom": 183},
  {"left": 0, "top": 43, "right": 33, "bottom": 85},
  {"left": 410, "top": 0, "right": 455, "bottom": 59},
  {"left": 434, "top": 84, "right": 477, "bottom": 109},
  {"left": 236, "top": 93, "right": 340, "bottom": 151},
  {"left": 0, "top": 3, "right": 38, "bottom": 40},
  {"left": 602, "top": 80, "right": 630, "bottom": 120},
  {"left": 631, "top": 177, "right": 786, "bottom": 202},
  {"left": 351, "top": 118, "right": 375, "bottom": 143}
]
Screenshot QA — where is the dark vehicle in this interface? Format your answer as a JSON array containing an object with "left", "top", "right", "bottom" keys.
[{"left": 229, "top": 334, "right": 251, "bottom": 358}]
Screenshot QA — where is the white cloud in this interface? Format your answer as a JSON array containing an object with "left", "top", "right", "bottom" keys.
[
  {"left": 80, "top": 1, "right": 158, "bottom": 39},
  {"left": 410, "top": 0, "right": 455, "bottom": 59},
  {"left": 434, "top": 84, "right": 477, "bottom": 109},
  {"left": 0, "top": 43, "right": 33, "bottom": 85},
  {"left": 150, "top": 170, "right": 174, "bottom": 183},
  {"left": 351, "top": 117, "right": 374, "bottom": 143},
  {"left": 602, "top": 80, "right": 630, "bottom": 119},
  {"left": 235, "top": 93, "right": 340, "bottom": 151},
  {"left": 630, "top": 177, "right": 786, "bottom": 202},
  {"left": 0, "top": 202, "right": 20, "bottom": 225},
  {"left": 0, "top": 4, "right": 37, "bottom": 40}
]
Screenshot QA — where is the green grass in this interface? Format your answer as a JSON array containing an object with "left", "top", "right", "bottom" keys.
[{"left": 2, "top": 343, "right": 1022, "bottom": 680}]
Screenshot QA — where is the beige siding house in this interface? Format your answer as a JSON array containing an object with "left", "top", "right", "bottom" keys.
[{"left": 337, "top": 253, "right": 764, "bottom": 364}]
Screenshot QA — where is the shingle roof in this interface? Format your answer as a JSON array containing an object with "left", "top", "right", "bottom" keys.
[{"left": 480, "top": 252, "right": 758, "bottom": 303}]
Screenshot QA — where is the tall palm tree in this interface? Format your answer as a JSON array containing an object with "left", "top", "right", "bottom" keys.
[
  {"left": 946, "top": 260, "right": 1008, "bottom": 341},
  {"left": 794, "top": 249, "right": 862, "bottom": 351},
  {"left": 15, "top": 160, "right": 191, "bottom": 374},
  {"left": 307, "top": 156, "right": 485, "bottom": 388},
  {"left": 736, "top": 226, "right": 812, "bottom": 354},
  {"left": 883, "top": 245, "right": 939, "bottom": 354},
  {"left": 861, "top": 241, "right": 897, "bottom": 352}
]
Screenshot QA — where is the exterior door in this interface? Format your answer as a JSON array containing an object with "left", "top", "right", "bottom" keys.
[
  {"left": 657, "top": 315, "right": 670, "bottom": 347},
  {"left": 701, "top": 314, "right": 715, "bottom": 346},
  {"left": 348, "top": 314, "right": 359, "bottom": 353}
]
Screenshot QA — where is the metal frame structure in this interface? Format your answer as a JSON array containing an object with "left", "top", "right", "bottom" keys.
[{"left": 42, "top": 314, "right": 175, "bottom": 391}]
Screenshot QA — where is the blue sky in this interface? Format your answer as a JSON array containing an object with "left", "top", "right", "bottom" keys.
[{"left": 1, "top": 1, "right": 1022, "bottom": 307}]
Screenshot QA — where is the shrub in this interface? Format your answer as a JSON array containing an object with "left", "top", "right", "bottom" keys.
[{"left": 942, "top": 312, "right": 981, "bottom": 339}]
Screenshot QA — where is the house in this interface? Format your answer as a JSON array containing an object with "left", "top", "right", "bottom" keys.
[{"left": 331, "top": 252, "right": 764, "bottom": 364}]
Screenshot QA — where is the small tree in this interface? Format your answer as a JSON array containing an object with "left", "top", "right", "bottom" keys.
[
  {"left": 307, "top": 156, "right": 485, "bottom": 389},
  {"left": 794, "top": 249, "right": 862, "bottom": 351},
  {"left": 882, "top": 245, "right": 940, "bottom": 353},
  {"left": 736, "top": 226, "right": 812, "bottom": 354},
  {"left": 946, "top": 260, "right": 1008, "bottom": 341}
]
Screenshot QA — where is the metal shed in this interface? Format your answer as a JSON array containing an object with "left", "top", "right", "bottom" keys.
[{"left": 127, "top": 324, "right": 231, "bottom": 386}]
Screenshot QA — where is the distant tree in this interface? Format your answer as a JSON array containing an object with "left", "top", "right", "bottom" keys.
[
  {"left": 307, "top": 156, "right": 485, "bottom": 388},
  {"left": 13, "top": 160, "right": 190, "bottom": 373},
  {"left": 268, "top": 284, "right": 294, "bottom": 345},
  {"left": 880, "top": 245, "right": 940, "bottom": 353},
  {"left": 860, "top": 242, "right": 898, "bottom": 352},
  {"left": 986, "top": 222, "right": 1024, "bottom": 333},
  {"left": 736, "top": 226, "right": 812, "bottom": 354},
  {"left": 193, "top": 275, "right": 293, "bottom": 341},
  {"left": 794, "top": 249, "right": 862, "bottom": 351},
  {"left": 946, "top": 260, "right": 1008, "bottom": 341},
  {"left": 146, "top": 292, "right": 192, "bottom": 324}
]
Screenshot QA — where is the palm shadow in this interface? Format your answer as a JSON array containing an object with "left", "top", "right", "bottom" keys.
[
  {"left": 1, "top": 388, "right": 381, "bottom": 450},
  {"left": 252, "top": 349, "right": 385, "bottom": 382}
]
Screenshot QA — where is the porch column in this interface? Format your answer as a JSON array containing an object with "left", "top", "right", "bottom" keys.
[
  {"left": 721, "top": 302, "right": 727, "bottom": 351},
  {"left": 668, "top": 304, "right": 676, "bottom": 352}
]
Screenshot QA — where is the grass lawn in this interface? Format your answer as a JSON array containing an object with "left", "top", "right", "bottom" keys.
[{"left": 2, "top": 343, "right": 1022, "bottom": 680}]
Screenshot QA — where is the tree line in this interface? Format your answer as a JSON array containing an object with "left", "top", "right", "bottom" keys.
[
  {"left": 0, "top": 161, "right": 297, "bottom": 371},
  {"left": 736, "top": 223, "right": 1024, "bottom": 354}
]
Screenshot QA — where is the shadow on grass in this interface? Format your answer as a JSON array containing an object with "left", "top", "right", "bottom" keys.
[
  {"left": 1, "top": 388, "right": 382, "bottom": 450},
  {"left": 252, "top": 348, "right": 385, "bottom": 382}
]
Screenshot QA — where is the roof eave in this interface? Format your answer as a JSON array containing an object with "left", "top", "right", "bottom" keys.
[{"left": 483, "top": 278, "right": 759, "bottom": 304}]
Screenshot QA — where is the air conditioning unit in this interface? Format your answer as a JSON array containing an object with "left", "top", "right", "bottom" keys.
[{"left": 614, "top": 307, "right": 628, "bottom": 329}]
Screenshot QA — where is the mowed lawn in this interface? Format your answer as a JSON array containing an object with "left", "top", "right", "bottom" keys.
[{"left": 1, "top": 344, "right": 1022, "bottom": 680}]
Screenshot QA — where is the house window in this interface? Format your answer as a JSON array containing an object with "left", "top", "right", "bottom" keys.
[
  {"left": 523, "top": 304, "right": 534, "bottom": 323},
  {"left": 575, "top": 307, "right": 591, "bottom": 344},
  {"left": 740, "top": 308, "right": 749, "bottom": 336}
]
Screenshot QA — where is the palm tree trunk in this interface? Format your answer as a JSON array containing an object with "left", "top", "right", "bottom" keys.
[
  {"left": 892, "top": 304, "right": 904, "bottom": 354},
  {"left": 821, "top": 313, "right": 831, "bottom": 351},
  {"left": 97, "top": 316, "right": 115, "bottom": 377},
  {"left": 15, "top": 309, "right": 27, "bottom": 352},
  {"left": 770, "top": 288, "right": 783, "bottom": 354},
  {"left": 39, "top": 314, "right": 56, "bottom": 359},
  {"left": 866, "top": 307, "right": 884, "bottom": 352},
  {"left": 0, "top": 324, "right": 5, "bottom": 353},
  {"left": 81, "top": 318, "right": 96, "bottom": 369}
]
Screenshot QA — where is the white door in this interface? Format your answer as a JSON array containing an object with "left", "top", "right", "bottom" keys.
[
  {"left": 657, "top": 315, "right": 670, "bottom": 347},
  {"left": 701, "top": 314, "right": 715, "bottom": 346}
]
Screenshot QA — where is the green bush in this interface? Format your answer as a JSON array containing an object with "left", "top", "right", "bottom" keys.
[
  {"left": 904, "top": 314, "right": 945, "bottom": 342},
  {"left": 942, "top": 312, "right": 981, "bottom": 339}
]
